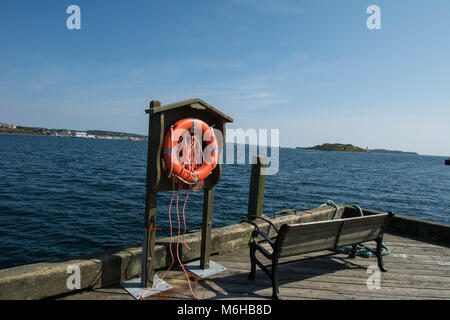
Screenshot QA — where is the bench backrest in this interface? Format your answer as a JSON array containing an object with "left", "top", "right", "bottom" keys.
[{"left": 276, "top": 213, "right": 390, "bottom": 258}]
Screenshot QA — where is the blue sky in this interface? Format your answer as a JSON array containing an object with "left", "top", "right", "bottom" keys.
[{"left": 0, "top": 0, "right": 449, "bottom": 155}]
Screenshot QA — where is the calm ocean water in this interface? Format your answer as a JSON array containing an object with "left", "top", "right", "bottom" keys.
[{"left": 1, "top": 134, "right": 449, "bottom": 270}]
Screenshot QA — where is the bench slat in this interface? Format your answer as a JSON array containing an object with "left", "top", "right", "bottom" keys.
[
  {"left": 337, "top": 214, "right": 388, "bottom": 247},
  {"left": 280, "top": 237, "right": 336, "bottom": 257},
  {"left": 277, "top": 213, "right": 389, "bottom": 258},
  {"left": 337, "top": 227, "right": 381, "bottom": 247},
  {"left": 281, "top": 226, "right": 342, "bottom": 246},
  {"left": 279, "top": 221, "right": 343, "bottom": 257}
]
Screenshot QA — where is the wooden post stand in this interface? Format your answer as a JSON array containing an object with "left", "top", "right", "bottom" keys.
[
  {"left": 141, "top": 99, "right": 161, "bottom": 288},
  {"left": 141, "top": 192, "right": 157, "bottom": 287},
  {"left": 200, "top": 187, "right": 214, "bottom": 269},
  {"left": 248, "top": 155, "right": 268, "bottom": 220},
  {"left": 121, "top": 99, "right": 233, "bottom": 298}
]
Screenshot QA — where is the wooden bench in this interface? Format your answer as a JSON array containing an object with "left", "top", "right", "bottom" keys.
[{"left": 248, "top": 212, "right": 394, "bottom": 299}]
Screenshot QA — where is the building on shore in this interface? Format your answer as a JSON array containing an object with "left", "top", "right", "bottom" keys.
[
  {"left": 74, "top": 131, "right": 87, "bottom": 138},
  {"left": 0, "top": 122, "right": 17, "bottom": 129}
]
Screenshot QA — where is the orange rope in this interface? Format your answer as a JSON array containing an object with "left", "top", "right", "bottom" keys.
[
  {"left": 175, "top": 183, "right": 200, "bottom": 300},
  {"left": 139, "top": 179, "right": 176, "bottom": 300},
  {"left": 182, "top": 186, "right": 191, "bottom": 251},
  {"left": 177, "top": 131, "right": 202, "bottom": 299},
  {"left": 142, "top": 129, "right": 203, "bottom": 300}
]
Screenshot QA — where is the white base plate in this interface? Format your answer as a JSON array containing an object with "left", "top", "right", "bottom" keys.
[
  {"left": 120, "top": 276, "right": 172, "bottom": 300},
  {"left": 184, "top": 260, "right": 227, "bottom": 278}
]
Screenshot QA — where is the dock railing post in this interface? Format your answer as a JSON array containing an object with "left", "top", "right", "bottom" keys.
[{"left": 248, "top": 155, "right": 268, "bottom": 220}]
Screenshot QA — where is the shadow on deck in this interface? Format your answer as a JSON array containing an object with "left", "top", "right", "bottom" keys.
[{"left": 60, "top": 232, "right": 450, "bottom": 300}]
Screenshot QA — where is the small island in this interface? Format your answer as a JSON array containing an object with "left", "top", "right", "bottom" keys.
[
  {"left": 303, "top": 143, "right": 368, "bottom": 153},
  {"left": 298, "top": 143, "right": 419, "bottom": 155}
]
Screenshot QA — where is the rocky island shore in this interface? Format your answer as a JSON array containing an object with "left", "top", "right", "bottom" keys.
[{"left": 299, "top": 143, "right": 418, "bottom": 155}]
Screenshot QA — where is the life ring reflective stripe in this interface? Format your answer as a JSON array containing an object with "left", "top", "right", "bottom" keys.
[{"left": 163, "top": 118, "right": 218, "bottom": 184}]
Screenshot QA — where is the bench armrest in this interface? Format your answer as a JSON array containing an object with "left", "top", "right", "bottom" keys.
[
  {"left": 252, "top": 229, "right": 274, "bottom": 246},
  {"left": 251, "top": 229, "right": 276, "bottom": 259},
  {"left": 253, "top": 216, "right": 279, "bottom": 234},
  {"left": 242, "top": 216, "right": 279, "bottom": 234}
]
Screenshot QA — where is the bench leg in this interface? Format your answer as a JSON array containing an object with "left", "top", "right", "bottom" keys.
[
  {"left": 271, "top": 259, "right": 281, "bottom": 300},
  {"left": 376, "top": 238, "right": 387, "bottom": 272},
  {"left": 349, "top": 245, "right": 357, "bottom": 258},
  {"left": 248, "top": 244, "right": 256, "bottom": 281}
]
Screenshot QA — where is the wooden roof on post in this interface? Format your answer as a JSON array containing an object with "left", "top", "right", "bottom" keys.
[{"left": 145, "top": 98, "right": 234, "bottom": 123}]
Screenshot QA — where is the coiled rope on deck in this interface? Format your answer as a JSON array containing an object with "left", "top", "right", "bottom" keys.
[{"left": 320, "top": 200, "right": 390, "bottom": 258}]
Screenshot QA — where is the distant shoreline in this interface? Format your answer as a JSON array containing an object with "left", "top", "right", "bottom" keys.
[
  {"left": 369, "top": 149, "right": 418, "bottom": 155},
  {"left": 1, "top": 134, "right": 439, "bottom": 156},
  {"left": 0, "top": 132, "right": 147, "bottom": 142},
  {"left": 0, "top": 126, "right": 147, "bottom": 141}
]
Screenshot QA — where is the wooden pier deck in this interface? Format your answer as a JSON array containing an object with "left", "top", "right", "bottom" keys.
[{"left": 60, "top": 232, "right": 450, "bottom": 300}]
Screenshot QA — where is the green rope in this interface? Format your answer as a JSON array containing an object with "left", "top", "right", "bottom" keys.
[
  {"left": 320, "top": 201, "right": 390, "bottom": 258},
  {"left": 319, "top": 200, "right": 339, "bottom": 219}
]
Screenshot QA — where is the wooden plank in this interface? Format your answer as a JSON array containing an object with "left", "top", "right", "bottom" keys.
[
  {"left": 208, "top": 268, "right": 450, "bottom": 299},
  {"left": 282, "top": 221, "right": 342, "bottom": 238},
  {"left": 337, "top": 227, "right": 382, "bottom": 247},
  {"left": 211, "top": 270, "right": 450, "bottom": 297},
  {"left": 275, "top": 214, "right": 390, "bottom": 257},
  {"left": 279, "top": 220, "right": 343, "bottom": 255},
  {"left": 389, "top": 252, "right": 450, "bottom": 262},
  {"left": 141, "top": 99, "right": 162, "bottom": 287},
  {"left": 341, "top": 214, "right": 388, "bottom": 229},
  {"left": 389, "top": 241, "right": 450, "bottom": 250},
  {"left": 221, "top": 266, "right": 450, "bottom": 291},
  {"left": 210, "top": 258, "right": 450, "bottom": 290},
  {"left": 236, "top": 250, "right": 450, "bottom": 273},
  {"left": 215, "top": 246, "right": 450, "bottom": 276},
  {"left": 200, "top": 187, "right": 214, "bottom": 269},
  {"left": 217, "top": 254, "right": 450, "bottom": 278},
  {"left": 210, "top": 277, "right": 450, "bottom": 299},
  {"left": 142, "top": 192, "right": 157, "bottom": 287},
  {"left": 218, "top": 238, "right": 449, "bottom": 261},
  {"left": 283, "top": 219, "right": 343, "bottom": 234},
  {"left": 282, "top": 228, "right": 340, "bottom": 246},
  {"left": 280, "top": 236, "right": 337, "bottom": 257},
  {"left": 281, "top": 214, "right": 386, "bottom": 245},
  {"left": 337, "top": 215, "right": 388, "bottom": 246},
  {"left": 285, "top": 213, "right": 388, "bottom": 230},
  {"left": 216, "top": 254, "right": 450, "bottom": 282}
]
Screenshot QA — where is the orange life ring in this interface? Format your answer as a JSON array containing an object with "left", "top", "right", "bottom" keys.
[{"left": 163, "top": 118, "right": 218, "bottom": 184}]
